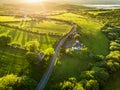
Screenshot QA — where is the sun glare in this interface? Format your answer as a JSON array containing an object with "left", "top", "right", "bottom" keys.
[{"left": 25, "top": 0, "right": 43, "bottom": 3}]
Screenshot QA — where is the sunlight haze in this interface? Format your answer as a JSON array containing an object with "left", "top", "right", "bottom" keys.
[{"left": 0, "top": 0, "right": 120, "bottom": 4}]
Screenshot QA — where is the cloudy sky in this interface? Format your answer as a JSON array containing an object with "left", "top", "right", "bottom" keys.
[{"left": 0, "top": 0, "right": 120, "bottom": 4}]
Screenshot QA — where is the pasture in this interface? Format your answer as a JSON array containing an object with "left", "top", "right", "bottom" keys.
[
  {"left": 0, "top": 15, "right": 72, "bottom": 83},
  {"left": 6, "top": 20, "right": 71, "bottom": 34},
  {"left": 50, "top": 12, "right": 109, "bottom": 55},
  {"left": 0, "top": 47, "right": 43, "bottom": 81},
  {"left": 46, "top": 12, "right": 109, "bottom": 89},
  {"left": 0, "top": 16, "right": 30, "bottom": 22},
  {"left": 0, "top": 26, "right": 59, "bottom": 50}
]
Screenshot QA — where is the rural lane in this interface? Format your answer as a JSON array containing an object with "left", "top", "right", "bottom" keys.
[{"left": 36, "top": 24, "right": 76, "bottom": 90}]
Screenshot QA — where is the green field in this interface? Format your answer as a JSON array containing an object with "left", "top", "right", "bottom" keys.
[
  {"left": 0, "top": 47, "right": 44, "bottom": 81},
  {"left": 50, "top": 12, "right": 109, "bottom": 55},
  {"left": 0, "top": 14, "right": 73, "bottom": 88},
  {"left": 0, "top": 16, "right": 30, "bottom": 22},
  {"left": 46, "top": 51, "right": 94, "bottom": 89},
  {"left": 0, "top": 25, "right": 60, "bottom": 50},
  {"left": 46, "top": 12, "right": 109, "bottom": 89},
  {"left": 6, "top": 20, "right": 71, "bottom": 34}
]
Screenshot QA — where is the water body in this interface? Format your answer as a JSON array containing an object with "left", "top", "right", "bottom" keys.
[{"left": 83, "top": 5, "right": 120, "bottom": 9}]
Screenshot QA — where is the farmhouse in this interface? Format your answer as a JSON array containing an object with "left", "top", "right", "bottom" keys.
[{"left": 72, "top": 40, "right": 83, "bottom": 50}]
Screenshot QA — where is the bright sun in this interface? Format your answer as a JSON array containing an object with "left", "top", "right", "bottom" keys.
[{"left": 25, "top": 0, "right": 43, "bottom": 3}]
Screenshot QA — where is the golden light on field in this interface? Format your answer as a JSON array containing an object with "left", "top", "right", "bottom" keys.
[{"left": 25, "top": 0, "right": 43, "bottom": 3}]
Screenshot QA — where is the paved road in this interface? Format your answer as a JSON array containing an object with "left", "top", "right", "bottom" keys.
[{"left": 36, "top": 25, "right": 76, "bottom": 90}]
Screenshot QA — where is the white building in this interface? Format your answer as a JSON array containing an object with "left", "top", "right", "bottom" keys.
[{"left": 72, "top": 40, "right": 83, "bottom": 50}]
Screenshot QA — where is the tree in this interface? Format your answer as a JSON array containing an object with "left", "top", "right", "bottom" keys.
[
  {"left": 60, "top": 81, "right": 75, "bottom": 90},
  {"left": 109, "top": 41, "right": 120, "bottom": 51},
  {"left": 44, "top": 48, "right": 55, "bottom": 56},
  {"left": 44, "top": 48, "right": 55, "bottom": 61},
  {"left": 106, "top": 51, "right": 120, "bottom": 63},
  {"left": 94, "top": 55, "right": 105, "bottom": 62},
  {"left": 80, "top": 70, "right": 95, "bottom": 80},
  {"left": 73, "top": 82, "right": 84, "bottom": 90},
  {"left": 74, "top": 34, "right": 80, "bottom": 40},
  {"left": 0, "top": 74, "right": 18, "bottom": 90},
  {"left": 26, "top": 52, "right": 39, "bottom": 64},
  {"left": 0, "top": 74, "right": 37, "bottom": 90},
  {"left": 0, "top": 34, "right": 11, "bottom": 47},
  {"left": 85, "top": 79, "right": 99, "bottom": 90},
  {"left": 91, "top": 67, "right": 109, "bottom": 86},
  {"left": 60, "top": 77, "right": 77, "bottom": 90},
  {"left": 25, "top": 40, "right": 40, "bottom": 52},
  {"left": 106, "top": 60, "right": 120, "bottom": 72},
  {"left": 10, "top": 42, "right": 22, "bottom": 48},
  {"left": 19, "top": 76, "right": 37, "bottom": 90}
]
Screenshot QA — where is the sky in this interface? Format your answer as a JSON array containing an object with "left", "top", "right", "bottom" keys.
[{"left": 0, "top": 0, "right": 120, "bottom": 4}]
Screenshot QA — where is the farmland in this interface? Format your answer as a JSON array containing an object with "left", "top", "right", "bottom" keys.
[
  {"left": 45, "top": 11, "right": 109, "bottom": 89},
  {"left": 0, "top": 2, "right": 120, "bottom": 90},
  {"left": 0, "top": 5, "right": 72, "bottom": 89},
  {"left": 0, "top": 15, "right": 31, "bottom": 22}
]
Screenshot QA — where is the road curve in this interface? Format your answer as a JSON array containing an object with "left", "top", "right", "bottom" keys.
[{"left": 36, "top": 25, "right": 76, "bottom": 90}]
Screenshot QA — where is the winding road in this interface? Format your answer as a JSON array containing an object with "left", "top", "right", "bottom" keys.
[{"left": 36, "top": 24, "right": 76, "bottom": 90}]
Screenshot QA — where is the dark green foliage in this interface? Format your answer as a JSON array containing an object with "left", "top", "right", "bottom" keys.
[
  {"left": 85, "top": 79, "right": 99, "bottom": 90},
  {"left": 0, "top": 34, "right": 11, "bottom": 47},
  {"left": 91, "top": 67, "right": 109, "bottom": 86},
  {"left": 0, "top": 74, "right": 37, "bottom": 90},
  {"left": 73, "top": 82, "right": 85, "bottom": 90},
  {"left": 106, "top": 51, "right": 120, "bottom": 63},
  {"left": 26, "top": 52, "right": 39, "bottom": 64},
  {"left": 25, "top": 41, "right": 40, "bottom": 52},
  {"left": 80, "top": 71, "right": 95, "bottom": 80},
  {"left": 106, "top": 60, "right": 120, "bottom": 72},
  {"left": 74, "top": 34, "right": 80, "bottom": 40},
  {"left": 18, "top": 76, "right": 37, "bottom": 90},
  {"left": 60, "top": 77, "right": 84, "bottom": 90},
  {"left": 94, "top": 55, "right": 105, "bottom": 62},
  {"left": 10, "top": 42, "right": 22, "bottom": 48},
  {"left": 109, "top": 41, "right": 120, "bottom": 51}
]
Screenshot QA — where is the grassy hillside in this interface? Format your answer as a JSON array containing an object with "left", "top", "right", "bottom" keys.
[
  {"left": 50, "top": 12, "right": 109, "bottom": 55},
  {"left": 46, "top": 12, "right": 109, "bottom": 89}
]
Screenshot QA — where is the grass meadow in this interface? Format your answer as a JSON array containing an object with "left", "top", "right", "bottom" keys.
[
  {"left": 0, "top": 26, "right": 59, "bottom": 50},
  {"left": 46, "top": 12, "right": 109, "bottom": 89},
  {"left": 0, "top": 15, "right": 72, "bottom": 83},
  {"left": 50, "top": 12, "right": 109, "bottom": 55},
  {"left": 6, "top": 20, "right": 71, "bottom": 34},
  {"left": 0, "top": 16, "right": 30, "bottom": 22},
  {"left": 0, "top": 47, "right": 44, "bottom": 81}
]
